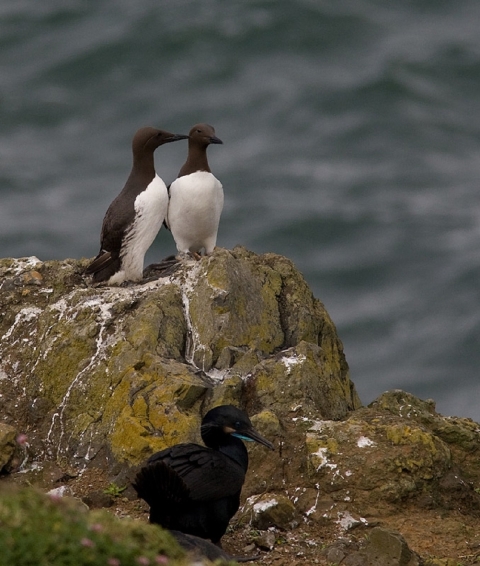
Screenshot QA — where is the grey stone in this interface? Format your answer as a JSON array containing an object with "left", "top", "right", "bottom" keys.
[
  {"left": 249, "top": 494, "right": 299, "bottom": 531},
  {"left": 365, "top": 527, "right": 419, "bottom": 566},
  {"left": 325, "top": 546, "right": 346, "bottom": 564},
  {"left": 253, "top": 530, "right": 276, "bottom": 551}
]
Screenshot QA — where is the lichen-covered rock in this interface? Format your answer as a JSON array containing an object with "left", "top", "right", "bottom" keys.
[
  {"left": 321, "top": 527, "right": 420, "bottom": 566},
  {"left": 370, "top": 390, "right": 480, "bottom": 451},
  {"left": 2, "top": 252, "right": 480, "bottom": 565},
  {"left": 305, "top": 413, "right": 452, "bottom": 502},
  {"left": 0, "top": 423, "right": 16, "bottom": 471},
  {"left": 249, "top": 341, "right": 357, "bottom": 419},
  {"left": 252, "top": 530, "right": 276, "bottom": 551},
  {"left": 243, "top": 494, "right": 300, "bottom": 530},
  {"left": 297, "top": 391, "right": 480, "bottom": 520},
  {"left": 365, "top": 527, "right": 419, "bottom": 566},
  {"left": 370, "top": 390, "right": 480, "bottom": 487},
  {"left": 0, "top": 248, "right": 359, "bottom": 475}
]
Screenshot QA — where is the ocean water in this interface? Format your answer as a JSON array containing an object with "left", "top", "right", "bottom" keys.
[{"left": 1, "top": 0, "right": 479, "bottom": 421}]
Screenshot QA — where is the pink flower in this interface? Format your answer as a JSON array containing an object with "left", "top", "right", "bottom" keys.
[
  {"left": 48, "top": 493, "right": 61, "bottom": 502},
  {"left": 90, "top": 523, "right": 103, "bottom": 532},
  {"left": 80, "top": 537, "right": 95, "bottom": 548},
  {"left": 136, "top": 557, "right": 150, "bottom": 566},
  {"left": 155, "top": 556, "right": 168, "bottom": 564},
  {"left": 107, "top": 559, "right": 121, "bottom": 566},
  {"left": 16, "top": 433, "right": 28, "bottom": 445}
]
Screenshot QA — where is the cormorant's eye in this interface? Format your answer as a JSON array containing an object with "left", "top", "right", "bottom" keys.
[{"left": 234, "top": 421, "right": 242, "bottom": 429}]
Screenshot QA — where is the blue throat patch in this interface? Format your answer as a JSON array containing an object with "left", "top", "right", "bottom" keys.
[{"left": 231, "top": 433, "right": 254, "bottom": 442}]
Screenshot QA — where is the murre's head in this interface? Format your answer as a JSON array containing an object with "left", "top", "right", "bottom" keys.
[
  {"left": 132, "top": 127, "right": 188, "bottom": 156},
  {"left": 188, "top": 124, "right": 223, "bottom": 148}
]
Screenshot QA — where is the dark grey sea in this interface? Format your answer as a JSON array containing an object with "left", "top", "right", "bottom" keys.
[{"left": 1, "top": 0, "right": 479, "bottom": 420}]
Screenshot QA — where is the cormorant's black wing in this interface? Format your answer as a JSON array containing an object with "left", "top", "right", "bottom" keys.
[
  {"left": 133, "top": 459, "right": 190, "bottom": 509},
  {"left": 145, "top": 443, "right": 246, "bottom": 502}
]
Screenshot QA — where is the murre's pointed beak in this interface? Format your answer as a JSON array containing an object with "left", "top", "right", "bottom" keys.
[
  {"left": 209, "top": 135, "right": 223, "bottom": 144},
  {"left": 166, "top": 133, "right": 189, "bottom": 143},
  {"left": 232, "top": 426, "right": 275, "bottom": 450}
]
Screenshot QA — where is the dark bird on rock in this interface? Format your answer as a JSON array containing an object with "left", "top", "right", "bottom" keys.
[
  {"left": 132, "top": 405, "right": 274, "bottom": 545},
  {"left": 165, "top": 123, "right": 224, "bottom": 259},
  {"left": 85, "top": 127, "right": 188, "bottom": 284}
]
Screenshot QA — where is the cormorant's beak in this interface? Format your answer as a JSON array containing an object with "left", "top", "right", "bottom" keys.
[
  {"left": 232, "top": 427, "right": 275, "bottom": 451},
  {"left": 209, "top": 135, "right": 223, "bottom": 144},
  {"left": 167, "top": 134, "right": 189, "bottom": 142}
]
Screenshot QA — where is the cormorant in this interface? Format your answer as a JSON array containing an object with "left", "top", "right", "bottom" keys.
[{"left": 133, "top": 405, "right": 274, "bottom": 544}]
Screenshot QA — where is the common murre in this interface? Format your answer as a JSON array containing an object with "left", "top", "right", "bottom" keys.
[
  {"left": 166, "top": 123, "right": 223, "bottom": 259},
  {"left": 85, "top": 127, "right": 188, "bottom": 284}
]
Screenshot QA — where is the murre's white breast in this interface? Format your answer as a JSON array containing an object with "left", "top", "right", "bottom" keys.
[
  {"left": 109, "top": 174, "right": 168, "bottom": 284},
  {"left": 167, "top": 171, "right": 224, "bottom": 255}
]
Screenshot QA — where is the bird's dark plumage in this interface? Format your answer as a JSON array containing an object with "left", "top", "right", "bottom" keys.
[
  {"left": 85, "top": 127, "right": 188, "bottom": 284},
  {"left": 132, "top": 405, "right": 274, "bottom": 544}
]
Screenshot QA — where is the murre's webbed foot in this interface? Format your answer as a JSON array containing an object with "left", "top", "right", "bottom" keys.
[
  {"left": 175, "top": 251, "right": 202, "bottom": 261},
  {"left": 143, "top": 256, "right": 181, "bottom": 280},
  {"left": 119, "top": 280, "right": 136, "bottom": 287}
]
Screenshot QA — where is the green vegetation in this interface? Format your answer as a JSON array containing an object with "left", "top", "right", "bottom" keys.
[
  {"left": 103, "top": 483, "right": 127, "bottom": 497},
  {"left": 0, "top": 485, "right": 186, "bottom": 566}
]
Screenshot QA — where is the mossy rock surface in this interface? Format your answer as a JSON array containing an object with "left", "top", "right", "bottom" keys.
[
  {"left": 300, "top": 392, "right": 480, "bottom": 513},
  {"left": 0, "top": 423, "right": 16, "bottom": 472},
  {"left": 2, "top": 252, "right": 480, "bottom": 565},
  {"left": 0, "top": 248, "right": 359, "bottom": 473}
]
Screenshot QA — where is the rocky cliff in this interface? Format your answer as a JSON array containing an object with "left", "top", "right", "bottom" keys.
[
  {"left": 1, "top": 248, "right": 480, "bottom": 565},
  {"left": 0, "top": 247, "right": 359, "bottom": 469}
]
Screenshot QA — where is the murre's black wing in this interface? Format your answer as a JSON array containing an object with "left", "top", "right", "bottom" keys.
[
  {"left": 85, "top": 190, "right": 135, "bottom": 281},
  {"left": 162, "top": 182, "right": 172, "bottom": 230}
]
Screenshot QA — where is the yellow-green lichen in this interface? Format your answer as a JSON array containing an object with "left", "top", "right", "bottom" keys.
[
  {"left": 1, "top": 250, "right": 358, "bottom": 476},
  {"left": 386, "top": 424, "right": 439, "bottom": 451}
]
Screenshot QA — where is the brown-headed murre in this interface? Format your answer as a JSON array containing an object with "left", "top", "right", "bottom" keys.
[
  {"left": 166, "top": 123, "right": 223, "bottom": 258},
  {"left": 85, "top": 127, "right": 188, "bottom": 284}
]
